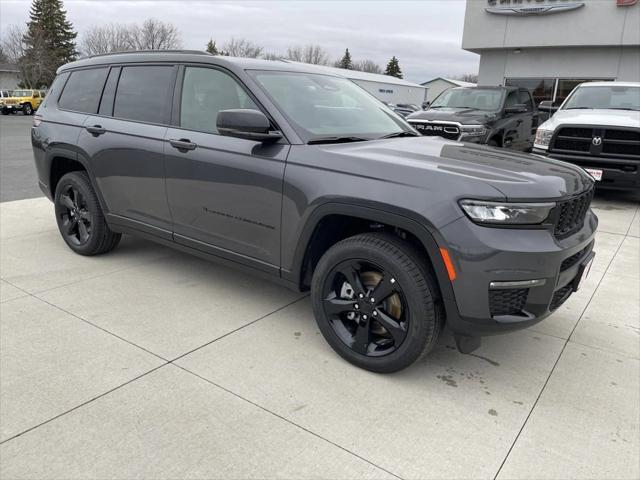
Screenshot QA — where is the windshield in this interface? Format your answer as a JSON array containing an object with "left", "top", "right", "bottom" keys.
[
  {"left": 430, "top": 88, "right": 504, "bottom": 111},
  {"left": 12, "top": 90, "right": 32, "bottom": 97},
  {"left": 249, "top": 71, "right": 411, "bottom": 142},
  {"left": 563, "top": 85, "right": 640, "bottom": 111}
]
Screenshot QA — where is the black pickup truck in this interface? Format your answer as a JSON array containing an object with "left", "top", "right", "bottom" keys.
[{"left": 407, "top": 86, "right": 539, "bottom": 151}]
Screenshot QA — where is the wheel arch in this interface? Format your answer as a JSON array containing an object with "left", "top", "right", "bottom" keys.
[{"left": 283, "top": 202, "right": 456, "bottom": 306}]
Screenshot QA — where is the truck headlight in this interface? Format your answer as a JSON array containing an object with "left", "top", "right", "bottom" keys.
[
  {"left": 459, "top": 200, "right": 555, "bottom": 225},
  {"left": 535, "top": 129, "right": 553, "bottom": 147},
  {"left": 460, "top": 125, "right": 487, "bottom": 137}
]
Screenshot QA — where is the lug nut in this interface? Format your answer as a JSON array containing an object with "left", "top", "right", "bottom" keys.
[
  {"left": 362, "top": 314, "right": 368, "bottom": 320},
  {"left": 354, "top": 304, "right": 359, "bottom": 309},
  {"left": 370, "top": 298, "right": 375, "bottom": 303},
  {"left": 373, "top": 311, "right": 378, "bottom": 316},
  {"left": 390, "top": 278, "right": 396, "bottom": 284},
  {"left": 358, "top": 293, "right": 364, "bottom": 299}
]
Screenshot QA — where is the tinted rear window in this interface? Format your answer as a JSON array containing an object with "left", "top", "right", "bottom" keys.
[
  {"left": 59, "top": 68, "right": 109, "bottom": 114},
  {"left": 113, "top": 66, "right": 175, "bottom": 124}
]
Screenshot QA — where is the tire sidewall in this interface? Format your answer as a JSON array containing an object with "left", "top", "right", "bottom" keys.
[
  {"left": 311, "top": 237, "right": 436, "bottom": 373},
  {"left": 54, "top": 173, "right": 103, "bottom": 255}
]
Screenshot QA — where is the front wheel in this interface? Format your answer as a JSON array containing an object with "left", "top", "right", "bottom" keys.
[
  {"left": 54, "top": 171, "right": 121, "bottom": 256},
  {"left": 311, "top": 233, "right": 442, "bottom": 373}
]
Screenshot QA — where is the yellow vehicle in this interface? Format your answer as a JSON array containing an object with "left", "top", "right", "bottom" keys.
[{"left": 1, "top": 89, "right": 46, "bottom": 115}]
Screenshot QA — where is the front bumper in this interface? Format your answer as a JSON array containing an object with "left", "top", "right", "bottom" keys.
[
  {"left": 533, "top": 148, "right": 640, "bottom": 190},
  {"left": 438, "top": 209, "right": 598, "bottom": 337}
]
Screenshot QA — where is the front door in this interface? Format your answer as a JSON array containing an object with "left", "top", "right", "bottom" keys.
[{"left": 164, "top": 65, "right": 288, "bottom": 271}]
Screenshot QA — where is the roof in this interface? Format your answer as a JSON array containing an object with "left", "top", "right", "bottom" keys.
[
  {"left": 578, "top": 81, "right": 640, "bottom": 87},
  {"left": 0, "top": 63, "right": 19, "bottom": 73},
  {"left": 420, "top": 77, "right": 476, "bottom": 88},
  {"left": 281, "top": 60, "right": 427, "bottom": 88},
  {"left": 59, "top": 51, "right": 337, "bottom": 75}
]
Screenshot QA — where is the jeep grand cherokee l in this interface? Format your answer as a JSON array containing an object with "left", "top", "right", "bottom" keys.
[
  {"left": 32, "top": 52, "right": 597, "bottom": 373},
  {"left": 534, "top": 81, "right": 640, "bottom": 190},
  {"left": 407, "top": 86, "right": 539, "bottom": 151}
]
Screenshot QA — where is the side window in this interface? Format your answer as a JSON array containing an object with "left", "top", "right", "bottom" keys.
[
  {"left": 519, "top": 91, "right": 533, "bottom": 111},
  {"left": 98, "top": 67, "right": 121, "bottom": 116},
  {"left": 180, "top": 67, "right": 259, "bottom": 134},
  {"left": 33, "top": 91, "right": 40, "bottom": 98},
  {"left": 59, "top": 68, "right": 109, "bottom": 114},
  {"left": 38, "top": 72, "right": 68, "bottom": 110},
  {"left": 114, "top": 66, "right": 175, "bottom": 124},
  {"left": 504, "top": 90, "right": 519, "bottom": 108}
]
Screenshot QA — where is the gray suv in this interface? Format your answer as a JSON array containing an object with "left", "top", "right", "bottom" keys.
[{"left": 32, "top": 52, "right": 597, "bottom": 372}]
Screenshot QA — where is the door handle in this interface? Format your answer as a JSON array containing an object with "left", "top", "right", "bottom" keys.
[
  {"left": 169, "top": 138, "right": 197, "bottom": 151},
  {"left": 86, "top": 125, "right": 106, "bottom": 136}
]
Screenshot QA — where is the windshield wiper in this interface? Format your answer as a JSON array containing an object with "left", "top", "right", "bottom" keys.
[
  {"left": 307, "top": 136, "right": 369, "bottom": 145},
  {"left": 378, "top": 131, "right": 420, "bottom": 139},
  {"left": 565, "top": 107, "right": 591, "bottom": 110},
  {"left": 608, "top": 107, "right": 639, "bottom": 111}
]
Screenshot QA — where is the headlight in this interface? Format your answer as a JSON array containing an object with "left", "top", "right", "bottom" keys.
[
  {"left": 459, "top": 200, "right": 555, "bottom": 225},
  {"left": 460, "top": 125, "right": 487, "bottom": 137},
  {"left": 535, "top": 129, "right": 553, "bottom": 147}
]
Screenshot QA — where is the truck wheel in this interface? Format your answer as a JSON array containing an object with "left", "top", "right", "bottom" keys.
[
  {"left": 1, "top": 109, "right": 9, "bottom": 115},
  {"left": 54, "top": 171, "right": 121, "bottom": 256},
  {"left": 311, "top": 233, "right": 442, "bottom": 373},
  {"left": 22, "top": 103, "right": 33, "bottom": 115},
  {"left": 487, "top": 138, "right": 499, "bottom": 147}
]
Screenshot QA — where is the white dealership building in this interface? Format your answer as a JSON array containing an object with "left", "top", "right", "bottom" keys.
[{"left": 462, "top": 0, "right": 640, "bottom": 105}]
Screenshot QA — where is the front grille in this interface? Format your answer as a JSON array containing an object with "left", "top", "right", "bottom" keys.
[
  {"left": 550, "top": 285, "right": 572, "bottom": 311},
  {"left": 560, "top": 241, "right": 594, "bottom": 271},
  {"left": 551, "top": 126, "right": 640, "bottom": 160},
  {"left": 489, "top": 288, "right": 528, "bottom": 317},
  {"left": 554, "top": 188, "right": 594, "bottom": 239},
  {"left": 412, "top": 122, "right": 460, "bottom": 140}
]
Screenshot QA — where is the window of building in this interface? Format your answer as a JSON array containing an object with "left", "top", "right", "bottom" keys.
[
  {"left": 505, "top": 78, "right": 554, "bottom": 106},
  {"left": 114, "top": 66, "right": 175, "bottom": 124},
  {"left": 59, "top": 68, "right": 109, "bottom": 114},
  {"left": 180, "top": 67, "right": 259, "bottom": 134}
]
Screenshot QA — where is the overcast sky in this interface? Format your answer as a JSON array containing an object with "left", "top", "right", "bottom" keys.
[{"left": 0, "top": 0, "right": 479, "bottom": 83}]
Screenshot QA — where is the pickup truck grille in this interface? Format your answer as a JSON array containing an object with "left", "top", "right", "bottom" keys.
[
  {"left": 553, "top": 187, "right": 594, "bottom": 239},
  {"left": 551, "top": 126, "right": 640, "bottom": 160},
  {"left": 411, "top": 122, "right": 460, "bottom": 140}
]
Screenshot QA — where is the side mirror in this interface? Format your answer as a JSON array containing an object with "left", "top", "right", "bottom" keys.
[
  {"left": 538, "top": 101, "right": 558, "bottom": 113},
  {"left": 217, "top": 109, "right": 282, "bottom": 143},
  {"left": 422, "top": 101, "right": 430, "bottom": 110},
  {"left": 505, "top": 104, "right": 527, "bottom": 114}
]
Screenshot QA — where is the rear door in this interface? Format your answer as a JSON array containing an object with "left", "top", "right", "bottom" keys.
[
  {"left": 164, "top": 65, "right": 288, "bottom": 271},
  {"left": 76, "top": 64, "right": 177, "bottom": 237}
]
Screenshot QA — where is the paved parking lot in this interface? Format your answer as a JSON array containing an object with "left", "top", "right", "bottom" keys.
[{"left": 0, "top": 114, "right": 639, "bottom": 479}]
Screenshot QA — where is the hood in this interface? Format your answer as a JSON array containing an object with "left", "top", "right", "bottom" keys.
[
  {"left": 540, "top": 108, "right": 640, "bottom": 131},
  {"left": 407, "top": 108, "right": 497, "bottom": 125},
  {"left": 310, "top": 137, "right": 593, "bottom": 201}
]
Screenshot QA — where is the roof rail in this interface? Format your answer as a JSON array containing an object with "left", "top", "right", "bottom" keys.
[{"left": 86, "top": 50, "right": 211, "bottom": 59}]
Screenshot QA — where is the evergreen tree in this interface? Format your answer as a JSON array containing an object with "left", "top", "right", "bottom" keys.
[
  {"left": 22, "top": 0, "right": 77, "bottom": 87},
  {"left": 206, "top": 38, "right": 220, "bottom": 55},
  {"left": 337, "top": 48, "right": 353, "bottom": 70},
  {"left": 384, "top": 56, "right": 403, "bottom": 79}
]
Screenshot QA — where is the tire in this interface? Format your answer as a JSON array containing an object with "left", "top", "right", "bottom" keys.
[
  {"left": 1, "top": 109, "right": 9, "bottom": 115},
  {"left": 22, "top": 103, "right": 33, "bottom": 115},
  {"left": 54, "top": 171, "right": 121, "bottom": 256},
  {"left": 487, "top": 138, "right": 499, "bottom": 147},
  {"left": 311, "top": 232, "right": 443, "bottom": 373}
]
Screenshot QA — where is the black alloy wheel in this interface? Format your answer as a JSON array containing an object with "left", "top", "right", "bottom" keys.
[
  {"left": 54, "top": 171, "right": 121, "bottom": 256},
  {"left": 311, "top": 233, "right": 442, "bottom": 373},
  {"left": 322, "top": 260, "right": 408, "bottom": 357},
  {"left": 58, "top": 184, "right": 92, "bottom": 246}
]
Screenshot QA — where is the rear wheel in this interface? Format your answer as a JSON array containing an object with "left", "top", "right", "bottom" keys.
[
  {"left": 22, "top": 103, "right": 33, "bottom": 115},
  {"left": 54, "top": 171, "right": 121, "bottom": 256},
  {"left": 311, "top": 233, "right": 442, "bottom": 373}
]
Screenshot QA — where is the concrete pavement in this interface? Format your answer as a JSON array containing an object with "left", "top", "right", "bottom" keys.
[{"left": 0, "top": 193, "right": 638, "bottom": 480}]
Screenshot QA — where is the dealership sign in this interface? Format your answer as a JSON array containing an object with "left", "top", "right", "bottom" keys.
[{"left": 486, "top": 0, "right": 585, "bottom": 16}]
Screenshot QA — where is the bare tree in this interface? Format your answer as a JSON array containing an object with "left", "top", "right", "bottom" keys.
[
  {"left": 286, "top": 44, "right": 329, "bottom": 65},
  {"left": 223, "top": 38, "right": 263, "bottom": 58},
  {"left": 454, "top": 73, "right": 478, "bottom": 83},
  {"left": 127, "top": 19, "right": 182, "bottom": 51},
  {"left": 80, "top": 24, "right": 133, "bottom": 56},
  {"left": 353, "top": 59, "right": 382, "bottom": 74},
  {"left": 1, "top": 24, "right": 26, "bottom": 64},
  {"left": 262, "top": 52, "right": 282, "bottom": 61}
]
